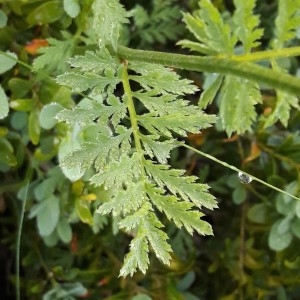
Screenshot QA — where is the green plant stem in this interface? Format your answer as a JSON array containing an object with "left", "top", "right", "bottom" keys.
[
  {"left": 231, "top": 46, "right": 300, "bottom": 62},
  {"left": 118, "top": 45, "right": 300, "bottom": 95},
  {"left": 121, "top": 60, "right": 146, "bottom": 177},
  {"left": 181, "top": 143, "right": 300, "bottom": 201},
  {"left": 16, "top": 181, "right": 29, "bottom": 300}
]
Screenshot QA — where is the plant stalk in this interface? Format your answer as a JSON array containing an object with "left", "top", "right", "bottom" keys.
[
  {"left": 118, "top": 45, "right": 300, "bottom": 95},
  {"left": 121, "top": 60, "right": 146, "bottom": 177},
  {"left": 181, "top": 143, "right": 300, "bottom": 201},
  {"left": 16, "top": 181, "right": 29, "bottom": 300}
]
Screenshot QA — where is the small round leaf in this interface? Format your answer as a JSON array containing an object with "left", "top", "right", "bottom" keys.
[
  {"left": 39, "top": 103, "right": 64, "bottom": 129},
  {"left": 269, "top": 219, "right": 293, "bottom": 251}
]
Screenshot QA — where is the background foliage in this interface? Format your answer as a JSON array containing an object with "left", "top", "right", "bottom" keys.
[{"left": 1, "top": 0, "right": 300, "bottom": 299}]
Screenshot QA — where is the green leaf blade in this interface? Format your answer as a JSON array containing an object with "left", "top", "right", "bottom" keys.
[
  {"left": 63, "top": 0, "right": 80, "bottom": 18},
  {"left": 140, "top": 134, "right": 176, "bottom": 164},
  {"left": 37, "top": 195, "right": 60, "bottom": 236},
  {"left": 129, "top": 62, "right": 198, "bottom": 95},
  {"left": 92, "top": 0, "right": 129, "bottom": 51},
  {"left": 68, "top": 49, "right": 117, "bottom": 73},
  {"left": 199, "top": 74, "right": 224, "bottom": 109},
  {"left": 147, "top": 186, "right": 213, "bottom": 236},
  {"left": 233, "top": 0, "right": 264, "bottom": 53},
  {"left": 139, "top": 111, "right": 216, "bottom": 138},
  {"left": 0, "top": 51, "right": 17, "bottom": 74},
  {"left": 119, "top": 229, "right": 150, "bottom": 277},
  {"left": 90, "top": 154, "right": 141, "bottom": 189},
  {"left": 145, "top": 161, "right": 217, "bottom": 210},
  {"left": 0, "top": 85, "right": 8, "bottom": 119},
  {"left": 33, "top": 38, "right": 74, "bottom": 73},
  {"left": 274, "top": 0, "right": 300, "bottom": 48},
  {"left": 219, "top": 76, "right": 261, "bottom": 136},
  {"left": 181, "top": 0, "right": 236, "bottom": 55},
  {"left": 97, "top": 181, "right": 146, "bottom": 216}
]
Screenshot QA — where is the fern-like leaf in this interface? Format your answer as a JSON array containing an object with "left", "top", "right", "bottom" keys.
[
  {"left": 56, "top": 95, "right": 126, "bottom": 128},
  {"left": 55, "top": 5, "right": 217, "bottom": 277},
  {"left": 264, "top": 89, "right": 299, "bottom": 128},
  {"left": 92, "top": 0, "right": 129, "bottom": 50},
  {"left": 119, "top": 227, "right": 150, "bottom": 276},
  {"left": 119, "top": 210, "right": 172, "bottom": 277},
  {"left": 145, "top": 161, "right": 217, "bottom": 210},
  {"left": 264, "top": 0, "right": 300, "bottom": 127},
  {"left": 220, "top": 76, "right": 261, "bottom": 136},
  {"left": 68, "top": 49, "right": 117, "bottom": 73},
  {"left": 140, "top": 134, "right": 176, "bottom": 164},
  {"left": 179, "top": 0, "right": 265, "bottom": 136},
  {"left": 274, "top": 0, "right": 300, "bottom": 48},
  {"left": 139, "top": 110, "right": 216, "bottom": 138},
  {"left": 60, "top": 126, "right": 131, "bottom": 173},
  {"left": 146, "top": 185, "right": 212, "bottom": 236},
  {"left": 131, "top": 0, "right": 184, "bottom": 46},
  {"left": 129, "top": 62, "right": 198, "bottom": 95},
  {"left": 90, "top": 153, "right": 141, "bottom": 189},
  {"left": 233, "top": 0, "right": 264, "bottom": 53},
  {"left": 33, "top": 36, "right": 75, "bottom": 73},
  {"left": 179, "top": 0, "right": 236, "bottom": 55},
  {"left": 98, "top": 181, "right": 146, "bottom": 216},
  {"left": 57, "top": 72, "right": 120, "bottom": 94}
]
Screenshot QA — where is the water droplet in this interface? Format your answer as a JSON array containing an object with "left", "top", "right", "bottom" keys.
[{"left": 238, "top": 172, "right": 252, "bottom": 184}]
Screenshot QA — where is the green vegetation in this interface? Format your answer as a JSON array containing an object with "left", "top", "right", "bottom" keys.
[{"left": 1, "top": 0, "right": 300, "bottom": 299}]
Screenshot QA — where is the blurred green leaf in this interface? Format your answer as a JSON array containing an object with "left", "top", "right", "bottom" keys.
[
  {"left": 58, "top": 126, "right": 85, "bottom": 182},
  {"left": 8, "top": 78, "right": 33, "bottom": 98},
  {"left": 92, "top": 213, "right": 108, "bottom": 234},
  {"left": 33, "top": 37, "right": 75, "bottom": 73},
  {"left": 0, "top": 137, "right": 17, "bottom": 166},
  {"left": 0, "top": 51, "right": 17, "bottom": 74},
  {"left": 43, "top": 230, "right": 59, "bottom": 247},
  {"left": 247, "top": 203, "right": 271, "bottom": 224},
  {"left": 42, "top": 282, "right": 87, "bottom": 299},
  {"left": 37, "top": 195, "right": 60, "bottom": 236},
  {"left": 57, "top": 217, "right": 72, "bottom": 243},
  {"left": 177, "top": 271, "right": 196, "bottom": 291},
  {"left": 63, "top": 0, "right": 80, "bottom": 18},
  {"left": 291, "top": 218, "right": 300, "bottom": 239},
  {"left": 199, "top": 74, "right": 223, "bottom": 109},
  {"left": 269, "top": 219, "right": 293, "bottom": 251},
  {"left": 276, "top": 196, "right": 295, "bottom": 216},
  {"left": 284, "top": 256, "right": 300, "bottom": 269},
  {"left": 0, "top": 126, "right": 8, "bottom": 137},
  {"left": 29, "top": 108, "right": 41, "bottom": 145},
  {"left": 232, "top": 185, "right": 247, "bottom": 205},
  {"left": 0, "top": 9, "right": 8, "bottom": 28},
  {"left": 0, "top": 85, "right": 8, "bottom": 119},
  {"left": 39, "top": 103, "right": 64, "bottom": 129},
  {"left": 277, "top": 217, "right": 292, "bottom": 234},
  {"left": 10, "top": 111, "right": 28, "bottom": 130},
  {"left": 75, "top": 198, "right": 93, "bottom": 225},
  {"left": 10, "top": 99, "right": 36, "bottom": 112},
  {"left": 26, "top": 0, "right": 64, "bottom": 25}
]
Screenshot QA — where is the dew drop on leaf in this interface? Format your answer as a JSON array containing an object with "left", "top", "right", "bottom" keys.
[{"left": 238, "top": 172, "right": 252, "bottom": 184}]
